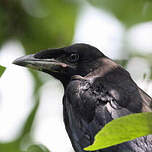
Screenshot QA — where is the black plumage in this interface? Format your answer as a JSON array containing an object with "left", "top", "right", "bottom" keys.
[{"left": 13, "top": 43, "right": 152, "bottom": 152}]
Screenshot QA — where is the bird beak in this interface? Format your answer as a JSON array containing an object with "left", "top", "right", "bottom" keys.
[{"left": 13, "top": 53, "right": 68, "bottom": 72}]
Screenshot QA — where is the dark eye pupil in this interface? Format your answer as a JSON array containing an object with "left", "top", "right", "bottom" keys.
[{"left": 68, "top": 53, "right": 79, "bottom": 62}]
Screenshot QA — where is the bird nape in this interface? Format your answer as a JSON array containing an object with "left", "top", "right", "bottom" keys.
[{"left": 13, "top": 43, "right": 152, "bottom": 152}]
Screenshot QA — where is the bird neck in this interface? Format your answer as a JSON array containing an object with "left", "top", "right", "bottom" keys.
[{"left": 86, "top": 57, "right": 119, "bottom": 78}]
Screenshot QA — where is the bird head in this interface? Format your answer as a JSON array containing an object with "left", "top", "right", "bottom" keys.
[{"left": 13, "top": 43, "right": 105, "bottom": 87}]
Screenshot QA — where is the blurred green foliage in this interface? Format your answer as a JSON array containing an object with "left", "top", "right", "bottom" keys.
[
  {"left": 88, "top": 0, "right": 152, "bottom": 27},
  {"left": 0, "top": 0, "right": 79, "bottom": 51},
  {"left": 0, "top": 98, "right": 39, "bottom": 152},
  {"left": 26, "top": 144, "right": 50, "bottom": 152},
  {"left": 0, "top": 0, "right": 152, "bottom": 151}
]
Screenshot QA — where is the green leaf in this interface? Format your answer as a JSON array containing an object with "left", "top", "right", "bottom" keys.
[
  {"left": 84, "top": 112, "right": 152, "bottom": 151},
  {"left": 0, "top": 65, "right": 6, "bottom": 77},
  {"left": 26, "top": 144, "right": 50, "bottom": 152}
]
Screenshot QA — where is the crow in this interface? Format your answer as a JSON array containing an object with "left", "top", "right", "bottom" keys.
[{"left": 13, "top": 43, "right": 152, "bottom": 152}]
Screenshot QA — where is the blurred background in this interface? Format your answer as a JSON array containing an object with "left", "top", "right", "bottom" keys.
[{"left": 0, "top": 0, "right": 152, "bottom": 152}]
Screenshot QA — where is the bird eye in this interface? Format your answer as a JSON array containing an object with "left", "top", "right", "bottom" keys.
[{"left": 67, "top": 53, "right": 79, "bottom": 63}]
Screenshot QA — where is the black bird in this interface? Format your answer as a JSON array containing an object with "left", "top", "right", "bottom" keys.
[{"left": 13, "top": 43, "right": 152, "bottom": 152}]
